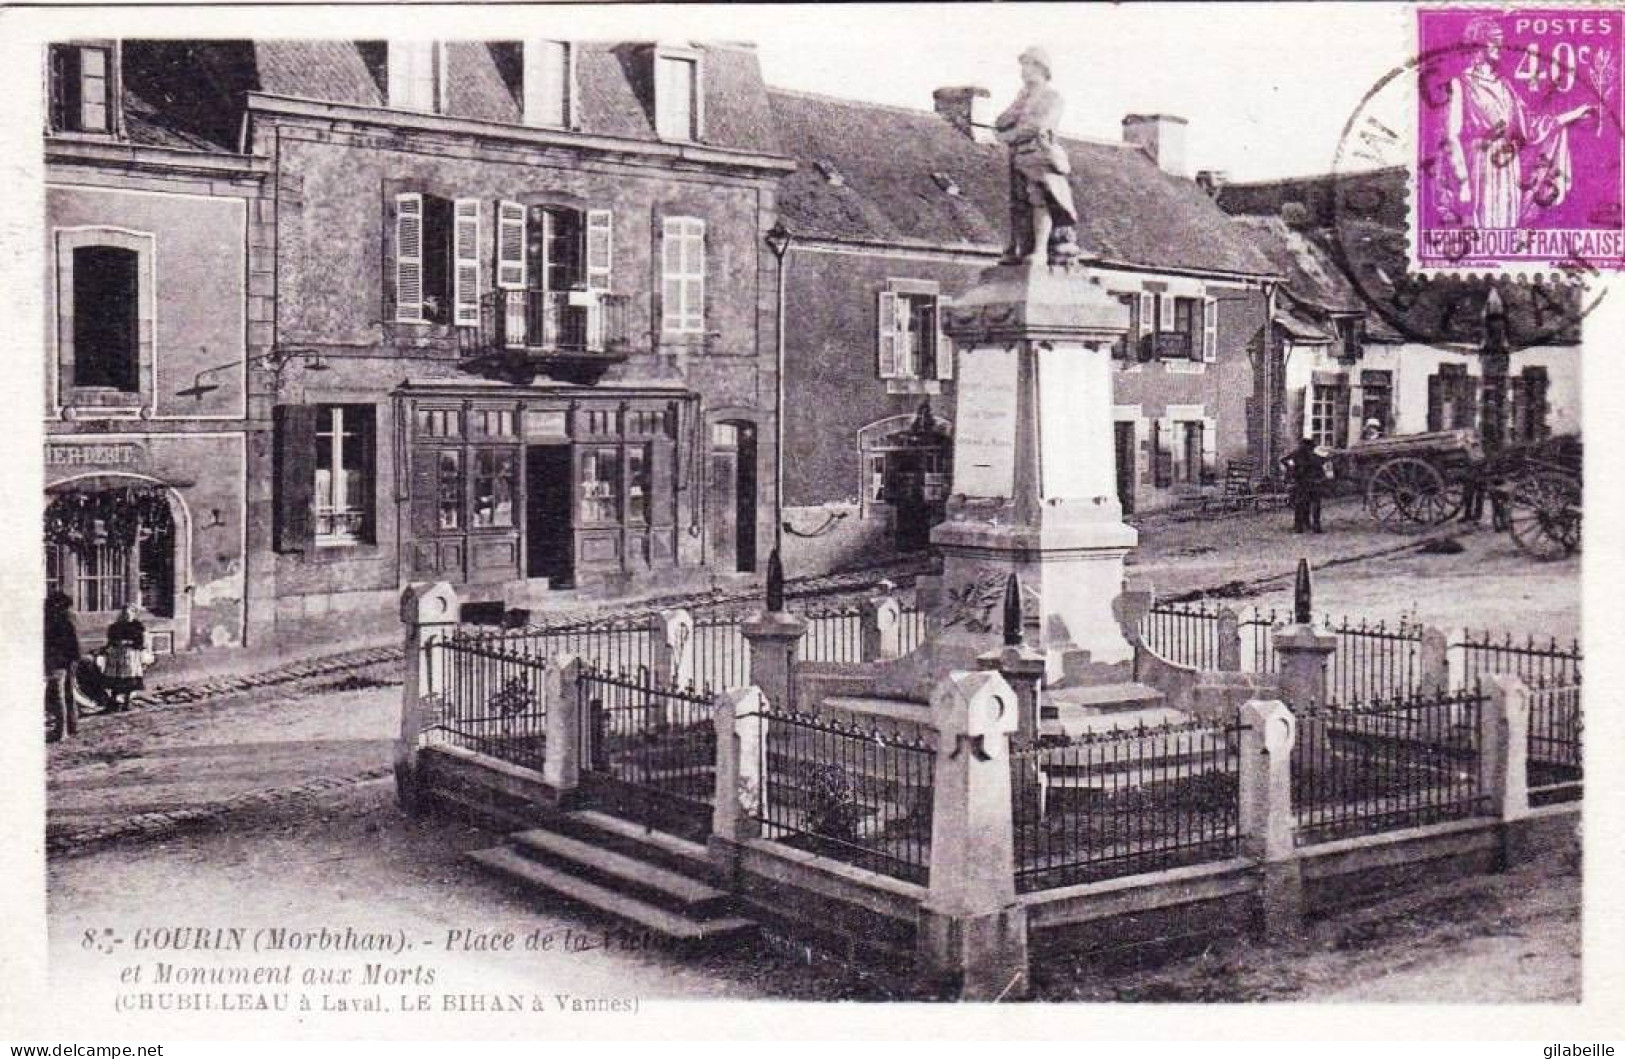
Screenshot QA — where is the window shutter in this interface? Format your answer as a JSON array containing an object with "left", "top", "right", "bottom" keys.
[
  {"left": 49, "top": 47, "right": 77, "bottom": 130},
  {"left": 1153, "top": 417, "right": 1174, "bottom": 488},
  {"left": 1427, "top": 374, "right": 1443, "bottom": 433},
  {"left": 496, "top": 201, "right": 527, "bottom": 290},
  {"left": 394, "top": 192, "right": 424, "bottom": 323},
  {"left": 1202, "top": 296, "right": 1218, "bottom": 362},
  {"left": 1201, "top": 416, "right": 1218, "bottom": 481},
  {"left": 1159, "top": 294, "right": 1174, "bottom": 332},
  {"left": 586, "top": 209, "right": 613, "bottom": 292},
  {"left": 688, "top": 219, "right": 706, "bottom": 332},
  {"left": 1461, "top": 378, "right": 1479, "bottom": 431},
  {"left": 935, "top": 295, "right": 955, "bottom": 380},
  {"left": 877, "top": 291, "right": 900, "bottom": 379},
  {"left": 1137, "top": 292, "right": 1155, "bottom": 362},
  {"left": 452, "top": 198, "right": 481, "bottom": 326},
  {"left": 273, "top": 404, "right": 318, "bottom": 553}
]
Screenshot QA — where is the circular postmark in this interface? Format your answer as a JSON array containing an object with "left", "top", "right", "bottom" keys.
[{"left": 1328, "top": 12, "right": 1624, "bottom": 351}]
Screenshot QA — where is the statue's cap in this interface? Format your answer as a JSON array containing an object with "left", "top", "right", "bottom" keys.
[{"left": 1019, "top": 46, "right": 1052, "bottom": 77}]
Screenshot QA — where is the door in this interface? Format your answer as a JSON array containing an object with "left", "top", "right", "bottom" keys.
[
  {"left": 1114, "top": 422, "right": 1137, "bottom": 514},
  {"left": 525, "top": 445, "right": 574, "bottom": 587},
  {"left": 709, "top": 421, "right": 757, "bottom": 573}
]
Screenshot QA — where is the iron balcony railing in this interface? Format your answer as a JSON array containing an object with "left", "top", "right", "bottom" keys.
[{"left": 460, "top": 289, "right": 632, "bottom": 364}]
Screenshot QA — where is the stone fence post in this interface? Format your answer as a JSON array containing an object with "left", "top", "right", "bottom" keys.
[
  {"left": 651, "top": 608, "right": 695, "bottom": 689},
  {"left": 709, "top": 686, "right": 766, "bottom": 881},
  {"left": 919, "top": 670, "right": 1027, "bottom": 1001},
  {"left": 542, "top": 655, "right": 585, "bottom": 800},
  {"left": 742, "top": 610, "right": 807, "bottom": 715},
  {"left": 1239, "top": 699, "right": 1302, "bottom": 942},
  {"left": 1418, "top": 626, "right": 1450, "bottom": 694},
  {"left": 1217, "top": 606, "right": 1242, "bottom": 672},
  {"left": 395, "top": 581, "right": 460, "bottom": 813},
  {"left": 1481, "top": 675, "right": 1531, "bottom": 827},
  {"left": 861, "top": 591, "right": 903, "bottom": 662},
  {"left": 1273, "top": 621, "right": 1336, "bottom": 709}
]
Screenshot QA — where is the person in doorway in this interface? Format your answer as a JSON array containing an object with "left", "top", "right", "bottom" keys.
[
  {"left": 44, "top": 592, "right": 80, "bottom": 741},
  {"left": 1279, "top": 437, "right": 1327, "bottom": 534},
  {"left": 102, "top": 605, "right": 149, "bottom": 713},
  {"left": 1361, "top": 418, "right": 1385, "bottom": 442}
]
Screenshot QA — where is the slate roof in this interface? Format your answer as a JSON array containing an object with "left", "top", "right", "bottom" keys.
[
  {"left": 768, "top": 89, "right": 1277, "bottom": 278},
  {"left": 116, "top": 40, "right": 782, "bottom": 157}
]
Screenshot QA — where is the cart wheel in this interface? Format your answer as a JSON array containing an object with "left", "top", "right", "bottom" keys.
[
  {"left": 1365, "top": 457, "right": 1455, "bottom": 528},
  {"left": 1509, "top": 472, "right": 1581, "bottom": 560}
]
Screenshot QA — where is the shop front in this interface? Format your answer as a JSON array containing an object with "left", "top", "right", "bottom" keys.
[
  {"left": 399, "top": 383, "right": 705, "bottom": 601},
  {"left": 43, "top": 433, "right": 247, "bottom": 653}
]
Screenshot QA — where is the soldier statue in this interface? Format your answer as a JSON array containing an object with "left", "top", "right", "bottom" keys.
[{"left": 996, "top": 46, "right": 1083, "bottom": 265}]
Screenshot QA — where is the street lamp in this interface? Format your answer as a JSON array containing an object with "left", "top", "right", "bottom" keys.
[{"left": 765, "top": 219, "right": 793, "bottom": 592}]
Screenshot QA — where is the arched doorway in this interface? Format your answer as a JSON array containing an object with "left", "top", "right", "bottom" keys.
[
  {"left": 708, "top": 420, "right": 757, "bottom": 573},
  {"left": 44, "top": 478, "right": 186, "bottom": 649},
  {"left": 859, "top": 403, "right": 953, "bottom": 553}
]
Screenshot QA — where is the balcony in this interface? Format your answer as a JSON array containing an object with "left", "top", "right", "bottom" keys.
[
  {"left": 1152, "top": 331, "right": 1193, "bottom": 359},
  {"left": 458, "top": 290, "right": 633, "bottom": 385}
]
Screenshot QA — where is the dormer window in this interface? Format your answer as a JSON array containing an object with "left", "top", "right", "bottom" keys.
[
  {"left": 654, "top": 48, "right": 700, "bottom": 141},
  {"left": 48, "top": 44, "right": 113, "bottom": 134},
  {"left": 388, "top": 40, "right": 442, "bottom": 113},
  {"left": 523, "top": 40, "right": 574, "bottom": 128}
]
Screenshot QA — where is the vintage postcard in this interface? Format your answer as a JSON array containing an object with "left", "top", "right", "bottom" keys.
[{"left": 0, "top": 1, "right": 1621, "bottom": 1044}]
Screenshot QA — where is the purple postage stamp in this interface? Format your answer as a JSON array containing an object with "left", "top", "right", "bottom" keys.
[{"left": 1416, "top": 6, "right": 1625, "bottom": 270}]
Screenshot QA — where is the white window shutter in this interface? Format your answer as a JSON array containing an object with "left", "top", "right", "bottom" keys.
[
  {"left": 395, "top": 192, "right": 424, "bottom": 323},
  {"left": 496, "top": 201, "right": 527, "bottom": 290},
  {"left": 586, "top": 209, "right": 613, "bottom": 292},
  {"left": 1137, "top": 292, "right": 1154, "bottom": 338},
  {"left": 689, "top": 219, "right": 706, "bottom": 331},
  {"left": 1202, "top": 416, "right": 1218, "bottom": 479},
  {"left": 1203, "top": 296, "right": 1218, "bottom": 362},
  {"left": 935, "top": 295, "right": 954, "bottom": 380},
  {"left": 877, "top": 291, "right": 899, "bottom": 379},
  {"left": 452, "top": 198, "right": 481, "bottom": 326},
  {"left": 1159, "top": 293, "right": 1175, "bottom": 331}
]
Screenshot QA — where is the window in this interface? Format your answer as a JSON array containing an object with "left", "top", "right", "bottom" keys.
[
  {"left": 314, "top": 405, "right": 374, "bottom": 546},
  {"left": 395, "top": 193, "right": 480, "bottom": 325},
  {"left": 661, "top": 216, "right": 706, "bottom": 334},
  {"left": 471, "top": 449, "right": 516, "bottom": 528},
  {"left": 49, "top": 45, "right": 112, "bottom": 133},
  {"left": 1180, "top": 421, "right": 1205, "bottom": 484},
  {"left": 1509, "top": 367, "right": 1551, "bottom": 444},
  {"left": 1360, "top": 370, "right": 1394, "bottom": 434},
  {"left": 388, "top": 41, "right": 441, "bottom": 112},
  {"left": 1112, "top": 294, "right": 1139, "bottom": 361},
  {"left": 436, "top": 450, "right": 463, "bottom": 530},
  {"left": 1310, "top": 381, "right": 1351, "bottom": 449},
  {"left": 581, "top": 447, "right": 621, "bottom": 523},
  {"left": 1427, "top": 364, "right": 1478, "bottom": 432},
  {"left": 524, "top": 40, "right": 572, "bottom": 127},
  {"left": 1135, "top": 292, "right": 1217, "bottom": 362},
  {"left": 877, "top": 288, "right": 953, "bottom": 381},
  {"left": 274, "top": 404, "right": 376, "bottom": 551},
  {"left": 44, "top": 491, "right": 175, "bottom": 617},
  {"left": 416, "top": 407, "right": 461, "bottom": 438},
  {"left": 627, "top": 444, "right": 651, "bottom": 524},
  {"left": 1336, "top": 316, "right": 1364, "bottom": 360},
  {"left": 654, "top": 53, "right": 699, "bottom": 140},
  {"left": 71, "top": 246, "right": 139, "bottom": 391}
]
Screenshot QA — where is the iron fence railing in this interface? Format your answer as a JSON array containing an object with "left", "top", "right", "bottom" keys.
[
  {"left": 1010, "top": 719, "right": 1242, "bottom": 893},
  {"left": 1526, "top": 679, "right": 1582, "bottom": 807},
  {"left": 577, "top": 665, "right": 715, "bottom": 808},
  {"left": 1291, "top": 687, "right": 1487, "bottom": 846},
  {"left": 1141, "top": 600, "right": 1230, "bottom": 670},
  {"left": 422, "top": 632, "right": 549, "bottom": 773},
  {"left": 1324, "top": 616, "right": 1423, "bottom": 704},
  {"left": 800, "top": 602, "right": 867, "bottom": 664},
  {"left": 897, "top": 601, "right": 929, "bottom": 656},
  {"left": 502, "top": 616, "right": 655, "bottom": 676},
  {"left": 1454, "top": 629, "right": 1583, "bottom": 688},
  {"left": 747, "top": 707, "right": 936, "bottom": 885},
  {"left": 693, "top": 614, "right": 751, "bottom": 693}
]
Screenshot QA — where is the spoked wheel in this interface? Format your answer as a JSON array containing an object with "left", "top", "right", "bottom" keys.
[
  {"left": 1509, "top": 471, "right": 1581, "bottom": 560},
  {"left": 1365, "top": 457, "right": 1460, "bottom": 528}
]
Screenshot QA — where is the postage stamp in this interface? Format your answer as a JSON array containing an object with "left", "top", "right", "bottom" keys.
[{"left": 1414, "top": 6, "right": 1625, "bottom": 271}]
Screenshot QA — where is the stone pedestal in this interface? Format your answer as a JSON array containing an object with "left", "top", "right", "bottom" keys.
[
  {"left": 931, "top": 263, "right": 1135, "bottom": 681},
  {"left": 395, "top": 581, "right": 460, "bottom": 813},
  {"left": 741, "top": 610, "right": 807, "bottom": 712},
  {"left": 1274, "top": 623, "right": 1336, "bottom": 709}
]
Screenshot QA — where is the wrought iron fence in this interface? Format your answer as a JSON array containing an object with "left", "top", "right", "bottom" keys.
[
  {"left": 1526, "top": 679, "right": 1582, "bottom": 807},
  {"left": 1140, "top": 600, "right": 1229, "bottom": 669},
  {"left": 1454, "top": 629, "right": 1583, "bottom": 688},
  {"left": 693, "top": 614, "right": 751, "bottom": 692},
  {"left": 421, "top": 632, "right": 549, "bottom": 773},
  {"left": 1010, "top": 719, "right": 1242, "bottom": 893},
  {"left": 1291, "top": 687, "right": 1486, "bottom": 846},
  {"left": 502, "top": 615, "right": 655, "bottom": 675},
  {"left": 1324, "top": 616, "right": 1423, "bottom": 703},
  {"left": 897, "top": 601, "right": 929, "bottom": 656},
  {"left": 1241, "top": 607, "right": 1279, "bottom": 673},
  {"left": 746, "top": 706, "right": 936, "bottom": 884},
  {"left": 800, "top": 602, "right": 867, "bottom": 664},
  {"left": 577, "top": 665, "right": 716, "bottom": 808}
]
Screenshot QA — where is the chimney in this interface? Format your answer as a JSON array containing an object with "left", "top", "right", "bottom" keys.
[
  {"left": 1195, "top": 169, "right": 1229, "bottom": 198},
  {"left": 1122, "top": 113, "right": 1189, "bottom": 177},
  {"left": 934, "top": 86, "right": 997, "bottom": 145}
]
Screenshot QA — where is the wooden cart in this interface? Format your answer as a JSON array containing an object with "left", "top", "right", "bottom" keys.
[{"left": 1333, "top": 428, "right": 1484, "bottom": 529}]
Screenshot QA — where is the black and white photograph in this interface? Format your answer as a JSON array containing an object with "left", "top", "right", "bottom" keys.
[{"left": 0, "top": 0, "right": 1620, "bottom": 1044}]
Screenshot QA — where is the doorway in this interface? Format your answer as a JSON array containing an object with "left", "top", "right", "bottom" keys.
[
  {"left": 709, "top": 421, "right": 757, "bottom": 573},
  {"left": 525, "top": 445, "right": 574, "bottom": 586},
  {"left": 1114, "top": 421, "right": 1137, "bottom": 515}
]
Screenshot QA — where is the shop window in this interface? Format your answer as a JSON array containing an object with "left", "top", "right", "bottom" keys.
[
  {"left": 472, "top": 449, "right": 516, "bottom": 528},
  {"left": 436, "top": 450, "right": 463, "bottom": 531},
  {"left": 49, "top": 44, "right": 113, "bottom": 133},
  {"left": 661, "top": 216, "right": 706, "bottom": 334},
  {"left": 43, "top": 489, "right": 175, "bottom": 618},
  {"left": 581, "top": 446, "right": 621, "bottom": 523},
  {"left": 654, "top": 51, "right": 699, "bottom": 141},
  {"left": 72, "top": 246, "right": 140, "bottom": 391},
  {"left": 274, "top": 404, "right": 376, "bottom": 552},
  {"left": 627, "top": 445, "right": 650, "bottom": 524}
]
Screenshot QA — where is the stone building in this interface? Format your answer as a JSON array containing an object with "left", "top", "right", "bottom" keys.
[
  {"left": 43, "top": 40, "right": 269, "bottom": 655},
  {"left": 112, "top": 40, "right": 792, "bottom": 650},
  {"left": 767, "top": 88, "right": 1281, "bottom": 575}
]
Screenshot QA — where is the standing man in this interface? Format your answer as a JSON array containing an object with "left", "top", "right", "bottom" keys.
[
  {"left": 995, "top": 47, "right": 1084, "bottom": 265},
  {"left": 44, "top": 591, "right": 81, "bottom": 741},
  {"left": 1280, "top": 437, "right": 1327, "bottom": 534}
]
